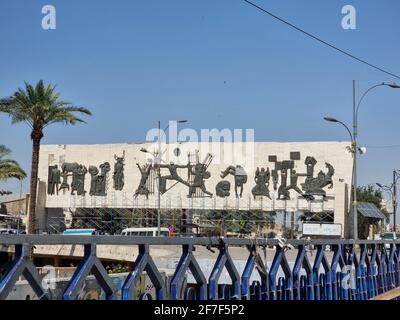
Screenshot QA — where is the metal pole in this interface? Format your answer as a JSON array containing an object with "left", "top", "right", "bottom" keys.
[
  {"left": 283, "top": 211, "right": 287, "bottom": 234},
  {"left": 158, "top": 120, "right": 161, "bottom": 237},
  {"left": 393, "top": 170, "right": 397, "bottom": 238},
  {"left": 18, "top": 179, "right": 23, "bottom": 233},
  {"left": 291, "top": 212, "right": 295, "bottom": 239},
  {"left": 353, "top": 80, "right": 358, "bottom": 240}
]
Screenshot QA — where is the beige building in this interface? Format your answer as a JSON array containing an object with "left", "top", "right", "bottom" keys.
[
  {"left": 0, "top": 193, "right": 29, "bottom": 228},
  {"left": 35, "top": 141, "right": 353, "bottom": 236}
]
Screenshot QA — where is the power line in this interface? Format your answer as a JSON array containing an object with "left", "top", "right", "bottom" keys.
[{"left": 243, "top": 0, "right": 400, "bottom": 80}]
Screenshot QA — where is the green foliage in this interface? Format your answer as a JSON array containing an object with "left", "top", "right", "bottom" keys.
[
  {"left": 357, "top": 185, "right": 384, "bottom": 209},
  {"left": 106, "top": 263, "right": 130, "bottom": 274},
  {"left": 0, "top": 80, "right": 92, "bottom": 133},
  {"left": 203, "top": 210, "right": 276, "bottom": 236},
  {"left": 0, "top": 145, "right": 26, "bottom": 181},
  {"left": 356, "top": 185, "right": 387, "bottom": 239},
  {"left": 0, "top": 80, "right": 91, "bottom": 233},
  {"left": 282, "top": 227, "right": 292, "bottom": 239}
]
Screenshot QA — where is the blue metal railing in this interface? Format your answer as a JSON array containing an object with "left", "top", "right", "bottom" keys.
[{"left": 0, "top": 235, "right": 399, "bottom": 300}]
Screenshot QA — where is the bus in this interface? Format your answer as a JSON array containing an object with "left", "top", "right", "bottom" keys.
[{"left": 121, "top": 227, "right": 170, "bottom": 237}]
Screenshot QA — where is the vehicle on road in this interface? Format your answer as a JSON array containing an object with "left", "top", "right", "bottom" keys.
[
  {"left": 63, "top": 228, "right": 98, "bottom": 235},
  {"left": 121, "top": 227, "right": 170, "bottom": 237}
]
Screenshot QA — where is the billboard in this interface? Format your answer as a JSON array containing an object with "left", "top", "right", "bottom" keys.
[{"left": 302, "top": 222, "right": 342, "bottom": 237}]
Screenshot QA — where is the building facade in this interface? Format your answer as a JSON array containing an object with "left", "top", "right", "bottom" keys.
[{"left": 35, "top": 141, "right": 353, "bottom": 236}]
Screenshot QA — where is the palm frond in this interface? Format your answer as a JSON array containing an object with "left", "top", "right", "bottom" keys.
[
  {"left": 0, "top": 146, "right": 26, "bottom": 180},
  {"left": 0, "top": 163, "right": 26, "bottom": 180},
  {"left": 0, "top": 145, "right": 11, "bottom": 158},
  {"left": 0, "top": 80, "right": 92, "bottom": 134}
]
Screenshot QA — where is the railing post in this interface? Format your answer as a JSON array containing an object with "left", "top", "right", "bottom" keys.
[
  {"left": 122, "top": 244, "right": 166, "bottom": 300},
  {"left": 241, "top": 245, "right": 268, "bottom": 300},
  {"left": 209, "top": 243, "right": 240, "bottom": 300},
  {"left": 0, "top": 244, "right": 48, "bottom": 300},
  {"left": 170, "top": 244, "right": 207, "bottom": 300},
  {"left": 395, "top": 244, "right": 400, "bottom": 287},
  {"left": 368, "top": 244, "right": 378, "bottom": 298},
  {"left": 358, "top": 244, "right": 368, "bottom": 300},
  {"left": 63, "top": 244, "right": 115, "bottom": 300}
]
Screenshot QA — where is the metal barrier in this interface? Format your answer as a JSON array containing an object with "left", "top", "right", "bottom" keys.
[{"left": 0, "top": 235, "right": 399, "bottom": 300}]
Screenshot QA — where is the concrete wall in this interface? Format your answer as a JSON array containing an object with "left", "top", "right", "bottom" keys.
[
  {"left": 36, "top": 141, "right": 353, "bottom": 232},
  {"left": 0, "top": 193, "right": 29, "bottom": 215}
]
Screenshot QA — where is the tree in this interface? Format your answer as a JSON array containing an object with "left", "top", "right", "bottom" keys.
[
  {"left": 0, "top": 80, "right": 91, "bottom": 233},
  {"left": 0, "top": 145, "right": 26, "bottom": 194},
  {"left": 356, "top": 185, "right": 388, "bottom": 239},
  {"left": 0, "top": 145, "right": 26, "bottom": 181}
]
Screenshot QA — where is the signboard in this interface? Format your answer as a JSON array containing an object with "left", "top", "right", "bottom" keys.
[{"left": 302, "top": 223, "right": 342, "bottom": 237}]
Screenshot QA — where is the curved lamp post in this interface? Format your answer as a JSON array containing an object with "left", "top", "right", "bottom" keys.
[{"left": 324, "top": 81, "right": 400, "bottom": 239}]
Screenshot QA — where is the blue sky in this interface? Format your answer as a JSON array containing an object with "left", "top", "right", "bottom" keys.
[{"left": 1, "top": 0, "right": 400, "bottom": 202}]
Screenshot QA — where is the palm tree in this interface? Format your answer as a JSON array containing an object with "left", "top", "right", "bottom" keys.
[
  {"left": 0, "top": 145, "right": 26, "bottom": 194},
  {"left": 0, "top": 80, "right": 91, "bottom": 233}
]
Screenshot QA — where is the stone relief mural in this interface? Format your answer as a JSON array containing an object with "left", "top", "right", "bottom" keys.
[
  {"left": 215, "top": 181, "right": 231, "bottom": 198},
  {"left": 57, "top": 162, "right": 86, "bottom": 194},
  {"left": 47, "top": 150, "right": 335, "bottom": 202},
  {"left": 153, "top": 152, "right": 214, "bottom": 198},
  {"left": 70, "top": 164, "right": 87, "bottom": 196},
  {"left": 47, "top": 165, "right": 61, "bottom": 195},
  {"left": 134, "top": 163, "right": 152, "bottom": 199},
  {"left": 220, "top": 165, "right": 248, "bottom": 198},
  {"left": 113, "top": 151, "right": 125, "bottom": 191},
  {"left": 301, "top": 162, "right": 335, "bottom": 196},
  {"left": 88, "top": 162, "right": 110, "bottom": 196},
  {"left": 251, "top": 167, "right": 271, "bottom": 200}
]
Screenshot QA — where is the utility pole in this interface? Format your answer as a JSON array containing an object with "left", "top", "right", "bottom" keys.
[
  {"left": 141, "top": 120, "right": 188, "bottom": 237},
  {"left": 393, "top": 170, "right": 397, "bottom": 237},
  {"left": 325, "top": 80, "right": 400, "bottom": 239},
  {"left": 157, "top": 120, "right": 161, "bottom": 237},
  {"left": 377, "top": 170, "right": 400, "bottom": 239},
  {"left": 352, "top": 80, "right": 358, "bottom": 240},
  {"left": 18, "top": 179, "right": 23, "bottom": 233}
]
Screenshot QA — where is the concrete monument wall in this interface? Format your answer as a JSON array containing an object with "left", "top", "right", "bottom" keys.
[{"left": 36, "top": 141, "right": 353, "bottom": 232}]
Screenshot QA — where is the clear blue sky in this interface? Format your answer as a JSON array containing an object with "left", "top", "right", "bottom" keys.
[{"left": 1, "top": 0, "right": 400, "bottom": 201}]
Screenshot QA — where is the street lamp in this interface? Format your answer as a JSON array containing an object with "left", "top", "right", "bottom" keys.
[
  {"left": 324, "top": 116, "right": 357, "bottom": 239},
  {"left": 376, "top": 170, "right": 400, "bottom": 239},
  {"left": 323, "top": 117, "right": 353, "bottom": 141},
  {"left": 323, "top": 81, "right": 400, "bottom": 240},
  {"left": 143, "top": 120, "right": 188, "bottom": 236}
]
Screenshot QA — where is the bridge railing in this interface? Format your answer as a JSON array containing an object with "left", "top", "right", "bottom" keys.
[{"left": 0, "top": 235, "right": 399, "bottom": 300}]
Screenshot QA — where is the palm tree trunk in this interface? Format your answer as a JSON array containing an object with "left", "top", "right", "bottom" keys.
[{"left": 28, "top": 135, "right": 42, "bottom": 234}]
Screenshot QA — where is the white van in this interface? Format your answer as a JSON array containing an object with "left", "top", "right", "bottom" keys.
[{"left": 121, "top": 227, "right": 170, "bottom": 237}]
